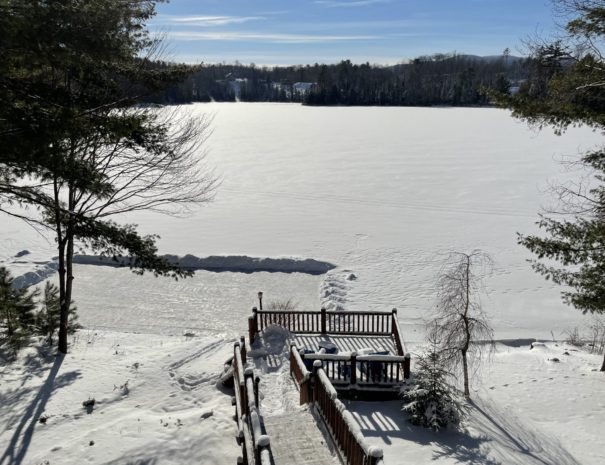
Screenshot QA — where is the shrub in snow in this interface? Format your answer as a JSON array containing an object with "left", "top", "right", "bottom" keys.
[
  {"left": 35, "top": 281, "right": 80, "bottom": 346},
  {"left": 401, "top": 343, "right": 464, "bottom": 431},
  {"left": 82, "top": 398, "right": 95, "bottom": 414},
  {"left": 266, "top": 298, "right": 297, "bottom": 312},
  {"left": 0, "top": 266, "right": 39, "bottom": 352},
  {"left": 114, "top": 380, "right": 130, "bottom": 395}
]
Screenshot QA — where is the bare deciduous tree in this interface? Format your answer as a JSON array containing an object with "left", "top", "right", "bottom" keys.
[
  {"left": 429, "top": 250, "right": 495, "bottom": 398},
  {"left": 48, "top": 107, "right": 217, "bottom": 353}
]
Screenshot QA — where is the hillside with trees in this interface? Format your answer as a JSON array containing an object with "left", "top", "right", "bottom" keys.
[{"left": 152, "top": 53, "right": 531, "bottom": 106}]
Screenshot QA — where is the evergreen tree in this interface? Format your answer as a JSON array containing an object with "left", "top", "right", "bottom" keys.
[
  {"left": 401, "top": 333, "right": 464, "bottom": 431},
  {"left": 0, "top": 267, "right": 39, "bottom": 350},
  {"left": 495, "top": 1, "right": 605, "bottom": 371},
  {"left": 36, "top": 281, "right": 79, "bottom": 346},
  {"left": 0, "top": 1, "right": 215, "bottom": 354}
]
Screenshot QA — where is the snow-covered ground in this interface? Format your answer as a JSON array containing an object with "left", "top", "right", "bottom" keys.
[
  {"left": 2, "top": 103, "right": 605, "bottom": 464},
  {"left": 0, "top": 332, "right": 239, "bottom": 465},
  {"left": 348, "top": 341, "right": 605, "bottom": 465}
]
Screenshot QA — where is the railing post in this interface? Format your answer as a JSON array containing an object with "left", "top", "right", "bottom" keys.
[
  {"left": 244, "top": 367, "right": 254, "bottom": 417},
  {"left": 350, "top": 352, "right": 357, "bottom": 385},
  {"left": 254, "top": 376, "right": 261, "bottom": 407},
  {"left": 368, "top": 446, "right": 384, "bottom": 465},
  {"left": 312, "top": 360, "right": 322, "bottom": 403},
  {"left": 404, "top": 352, "right": 411, "bottom": 379},
  {"left": 321, "top": 307, "right": 327, "bottom": 334},
  {"left": 391, "top": 307, "right": 397, "bottom": 334},
  {"left": 240, "top": 336, "right": 247, "bottom": 361},
  {"left": 248, "top": 307, "right": 258, "bottom": 344}
]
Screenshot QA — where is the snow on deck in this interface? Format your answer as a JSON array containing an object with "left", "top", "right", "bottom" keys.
[{"left": 293, "top": 334, "right": 397, "bottom": 354}]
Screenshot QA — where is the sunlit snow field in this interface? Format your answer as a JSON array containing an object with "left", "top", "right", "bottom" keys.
[{"left": 3, "top": 103, "right": 603, "bottom": 339}]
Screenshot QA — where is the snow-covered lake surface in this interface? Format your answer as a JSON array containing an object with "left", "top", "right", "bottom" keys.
[{"left": 2, "top": 103, "right": 602, "bottom": 339}]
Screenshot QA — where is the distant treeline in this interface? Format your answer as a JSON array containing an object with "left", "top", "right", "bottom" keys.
[{"left": 148, "top": 53, "right": 533, "bottom": 107}]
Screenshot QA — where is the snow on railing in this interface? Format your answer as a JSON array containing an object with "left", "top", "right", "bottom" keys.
[
  {"left": 232, "top": 340, "right": 272, "bottom": 465},
  {"left": 290, "top": 345, "right": 313, "bottom": 404},
  {"left": 312, "top": 361, "right": 385, "bottom": 465},
  {"left": 289, "top": 347, "right": 388, "bottom": 465}
]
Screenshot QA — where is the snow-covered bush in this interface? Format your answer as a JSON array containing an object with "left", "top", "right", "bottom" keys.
[{"left": 401, "top": 341, "right": 464, "bottom": 431}]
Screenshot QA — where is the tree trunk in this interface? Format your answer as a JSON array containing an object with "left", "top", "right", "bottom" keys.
[
  {"left": 462, "top": 255, "right": 471, "bottom": 398},
  {"left": 60, "top": 231, "right": 75, "bottom": 353},
  {"left": 58, "top": 182, "right": 76, "bottom": 354},
  {"left": 601, "top": 353, "right": 605, "bottom": 372},
  {"left": 57, "top": 238, "right": 68, "bottom": 353},
  {"left": 55, "top": 177, "right": 68, "bottom": 354},
  {"left": 462, "top": 349, "right": 470, "bottom": 398}
]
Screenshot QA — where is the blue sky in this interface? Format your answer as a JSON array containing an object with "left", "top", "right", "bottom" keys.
[{"left": 151, "top": 0, "right": 556, "bottom": 66}]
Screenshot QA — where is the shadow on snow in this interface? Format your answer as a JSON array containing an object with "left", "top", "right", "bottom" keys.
[{"left": 0, "top": 352, "right": 81, "bottom": 465}]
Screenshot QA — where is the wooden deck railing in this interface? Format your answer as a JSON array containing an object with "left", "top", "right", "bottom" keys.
[
  {"left": 232, "top": 340, "right": 272, "bottom": 465},
  {"left": 251, "top": 307, "right": 395, "bottom": 339},
  {"left": 301, "top": 352, "right": 408, "bottom": 386},
  {"left": 251, "top": 307, "right": 411, "bottom": 380},
  {"left": 290, "top": 345, "right": 313, "bottom": 404},
  {"left": 289, "top": 351, "right": 385, "bottom": 465},
  {"left": 312, "top": 361, "right": 385, "bottom": 465}
]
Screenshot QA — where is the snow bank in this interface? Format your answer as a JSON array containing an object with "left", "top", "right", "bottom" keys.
[
  {"left": 72, "top": 253, "right": 335, "bottom": 275},
  {"left": 11, "top": 261, "right": 58, "bottom": 289}
]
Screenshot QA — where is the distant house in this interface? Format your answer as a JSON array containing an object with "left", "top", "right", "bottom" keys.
[
  {"left": 293, "top": 82, "right": 315, "bottom": 95},
  {"left": 228, "top": 78, "right": 248, "bottom": 98}
]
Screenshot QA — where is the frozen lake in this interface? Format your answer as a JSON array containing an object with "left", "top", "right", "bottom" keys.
[{"left": 5, "top": 103, "right": 602, "bottom": 340}]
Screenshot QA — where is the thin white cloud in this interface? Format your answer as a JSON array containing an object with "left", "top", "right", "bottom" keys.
[
  {"left": 314, "top": 0, "right": 389, "bottom": 7},
  {"left": 163, "top": 15, "right": 265, "bottom": 26},
  {"left": 169, "top": 31, "right": 380, "bottom": 43}
]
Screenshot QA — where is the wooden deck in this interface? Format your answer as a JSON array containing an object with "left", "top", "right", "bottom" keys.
[
  {"left": 293, "top": 334, "right": 397, "bottom": 355},
  {"left": 236, "top": 308, "right": 409, "bottom": 465}
]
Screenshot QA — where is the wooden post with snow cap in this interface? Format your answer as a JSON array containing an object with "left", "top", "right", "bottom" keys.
[
  {"left": 321, "top": 307, "right": 327, "bottom": 334},
  {"left": 243, "top": 367, "right": 255, "bottom": 417},
  {"left": 350, "top": 351, "right": 357, "bottom": 385},
  {"left": 368, "top": 446, "right": 384, "bottom": 465},
  {"left": 312, "top": 359, "right": 322, "bottom": 403},
  {"left": 248, "top": 307, "right": 258, "bottom": 345},
  {"left": 240, "top": 336, "right": 246, "bottom": 361}
]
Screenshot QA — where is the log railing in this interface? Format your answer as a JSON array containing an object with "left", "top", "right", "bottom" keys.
[
  {"left": 312, "top": 361, "right": 385, "bottom": 465},
  {"left": 232, "top": 340, "right": 272, "bottom": 465}
]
